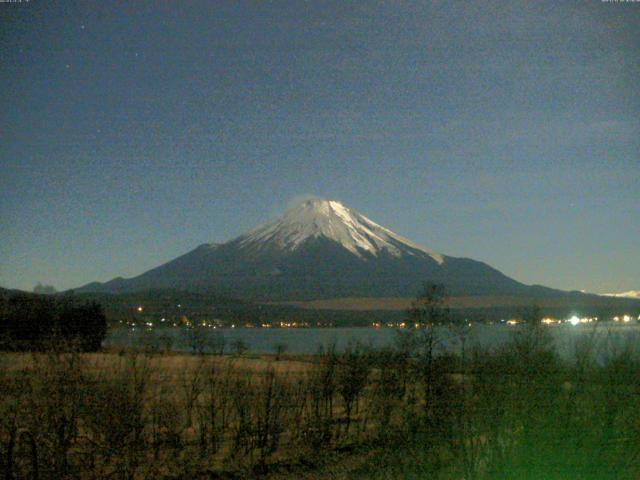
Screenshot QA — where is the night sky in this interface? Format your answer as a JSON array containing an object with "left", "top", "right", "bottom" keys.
[{"left": 1, "top": 1, "right": 638, "bottom": 294}]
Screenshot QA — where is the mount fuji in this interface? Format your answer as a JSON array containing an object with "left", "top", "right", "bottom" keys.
[{"left": 77, "top": 199, "right": 567, "bottom": 300}]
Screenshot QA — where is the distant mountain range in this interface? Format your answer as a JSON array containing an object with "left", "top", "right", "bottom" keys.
[{"left": 75, "top": 199, "right": 632, "bottom": 305}]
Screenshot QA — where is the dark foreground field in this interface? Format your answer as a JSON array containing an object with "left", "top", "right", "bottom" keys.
[{"left": 2, "top": 324, "right": 640, "bottom": 479}]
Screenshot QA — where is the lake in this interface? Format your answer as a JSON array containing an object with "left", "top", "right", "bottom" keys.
[{"left": 106, "top": 322, "right": 640, "bottom": 360}]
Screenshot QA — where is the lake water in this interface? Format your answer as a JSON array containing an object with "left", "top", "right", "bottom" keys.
[{"left": 107, "top": 323, "right": 640, "bottom": 360}]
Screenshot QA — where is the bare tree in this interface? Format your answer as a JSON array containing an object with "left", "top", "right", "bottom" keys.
[
  {"left": 336, "top": 343, "right": 370, "bottom": 436},
  {"left": 273, "top": 342, "right": 288, "bottom": 361}
]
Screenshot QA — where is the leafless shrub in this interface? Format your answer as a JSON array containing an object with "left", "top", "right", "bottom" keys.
[
  {"left": 179, "top": 357, "right": 205, "bottom": 429},
  {"left": 301, "top": 345, "right": 339, "bottom": 450},
  {"left": 231, "top": 339, "right": 249, "bottom": 357},
  {"left": 228, "top": 370, "right": 254, "bottom": 463},
  {"left": 80, "top": 352, "right": 153, "bottom": 480},
  {"left": 26, "top": 347, "right": 86, "bottom": 479},
  {"left": 195, "top": 360, "right": 234, "bottom": 456},
  {"left": 251, "top": 367, "right": 290, "bottom": 472},
  {"left": 273, "top": 342, "right": 288, "bottom": 361},
  {"left": 336, "top": 343, "right": 370, "bottom": 437},
  {"left": 369, "top": 349, "right": 409, "bottom": 439},
  {"left": 148, "top": 386, "right": 182, "bottom": 460}
]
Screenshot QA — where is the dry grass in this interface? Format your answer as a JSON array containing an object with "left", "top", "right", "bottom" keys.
[
  {"left": 3, "top": 330, "right": 640, "bottom": 480},
  {"left": 0, "top": 351, "right": 313, "bottom": 375},
  {"left": 0, "top": 349, "right": 387, "bottom": 479}
]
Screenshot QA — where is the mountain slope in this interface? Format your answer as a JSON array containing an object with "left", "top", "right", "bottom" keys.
[{"left": 77, "top": 199, "right": 576, "bottom": 300}]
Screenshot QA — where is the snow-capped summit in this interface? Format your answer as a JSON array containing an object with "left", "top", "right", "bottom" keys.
[
  {"left": 603, "top": 290, "right": 640, "bottom": 299},
  {"left": 237, "top": 199, "right": 444, "bottom": 263}
]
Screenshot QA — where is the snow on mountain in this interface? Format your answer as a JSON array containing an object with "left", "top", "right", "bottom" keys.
[
  {"left": 75, "top": 197, "right": 547, "bottom": 299},
  {"left": 603, "top": 290, "right": 640, "bottom": 299},
  {"left": 236, "top": 199, "right": 444, "bottom": 264}
]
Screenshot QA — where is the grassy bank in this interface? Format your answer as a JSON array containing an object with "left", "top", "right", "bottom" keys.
[{"left": 2, "top": 324, "right": 640, "bottom": 479}]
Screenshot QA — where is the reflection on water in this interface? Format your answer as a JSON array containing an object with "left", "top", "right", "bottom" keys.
[{"left": 106, "top": 323, "right": 640, "bottom": 360}]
